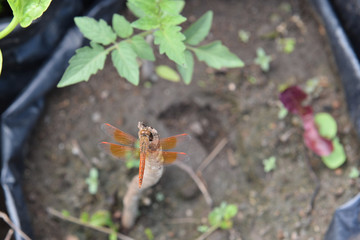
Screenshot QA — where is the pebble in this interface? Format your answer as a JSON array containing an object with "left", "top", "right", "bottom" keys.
[{"left": 92, "top": 112, "right": 101, "bottom": 123}]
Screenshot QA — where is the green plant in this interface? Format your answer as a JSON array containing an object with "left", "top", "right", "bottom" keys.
[
  {"left": 57, "top": 0, "right": 244, "bottom": 87},
  {"left": 0, "top": 0, "right": 52, "bottom": 75},
  {"left": 144, "top": 228, "right": 154, "bottom": 240},
  {"left": 238, "top": 30, "right": 250, "bottom": 43},
  {"left": 263, "top": 156, "right": 276, "bottom": 172},
  {"left": 278, "top": 38, "right": 296, "bottom": 54},
  {"left": 155, "top": 65, "right": 180, "bottom": 82},
  {"left": 196, "top": 202, "right": 238, "bottom": 240},
  {"left": 85, "top": 167, "right": 99, "bottom": 194},
  {"left": 349, "top": 167, "right": 360, "bottom": 179},
  {"left": 254, "top": 47, "right": 272, "bottom": 72}
]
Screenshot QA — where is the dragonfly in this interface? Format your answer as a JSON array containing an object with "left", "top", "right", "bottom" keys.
[{"left": 99, "top": 122, "right": 190, "bottom": 188}]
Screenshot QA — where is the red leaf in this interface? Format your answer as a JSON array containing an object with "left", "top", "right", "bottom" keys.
[{"left": 279, "top": 86, "right": 307, "bottom": 114}]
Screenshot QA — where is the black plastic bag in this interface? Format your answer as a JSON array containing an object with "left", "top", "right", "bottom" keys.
[{"left": 0, "top": 0, "right": 124, "bottom": 239}]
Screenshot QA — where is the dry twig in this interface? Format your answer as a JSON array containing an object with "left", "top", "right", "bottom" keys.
[
  {"left": 174, "top": 161, "right": 213, "bottom": 206},
  {"left": 47, "top": 207, "right": 134, "bottom": 240},
  {"left": 197, "top": 138, "right": 228, "bottom": 174},
  {"left": 0, "top": 211, "right": 31, "bottom": 240}
]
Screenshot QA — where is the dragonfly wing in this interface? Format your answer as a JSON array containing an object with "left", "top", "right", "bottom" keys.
[
  {"left": 98, "top": 142, "right": 135, "bottom": 158},
  {"left": 162, "top": 151, "right": 189, "bottom": 164},
  {"left": 101, "top": 123, "right": 137, "bottom": 146},
  {"left": 160, "top": 134, "right": 191, "bottom": 150}
]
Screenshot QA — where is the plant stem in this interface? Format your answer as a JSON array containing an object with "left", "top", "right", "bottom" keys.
[
  {"left": 47, "top": 207, "right": 134, "bottom": 240},
  {"left": 0, "top": 17, "right": 19, "bottom": 40},
  {"left": 0, "top": 211, "right": 31, "bottom": 240},
  {"left": 195, "top": 224, "right": 219, "bottom": 240}
]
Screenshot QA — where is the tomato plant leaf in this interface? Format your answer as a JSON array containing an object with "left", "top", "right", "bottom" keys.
[
  {"left": 127, "top": 0, "right": 157, "bottom": 18},
  {"left": 75, "top": 17, "right": 116, "bottom": 45},
  {"left": 184, "top": 11, "right": 213, "bottom": 45},
  {"left": 111, "top": 41, "right": 139, "bottom": 85},
  {"left": 155, "top": 65, "right": 180, "bottom": 82},
  {"left": 192, "top": 41, "right": 244, "bottom": 69},
  {"left": 8, "top": 0, "right": 52, "bottom": 27},
  {"left": 321, "top": 138, "right": 346, "bottom": 169},
  {"left": 314, "top": 112, "right": 337, "bottom": 139},
  {"left": 159, "top": 0, "right": 185, "bottom": 14},
  {"left": 130, "top": 36, "right": 155, "bottom": 61},
  {"left": 161, "top": 15, "right": 187, "bottom": 27},
  {"left": 131, "top": 16, "right": 159, "bottom": 30},
  {"left": 154, "top": 26, "right": 186, "bottom": 66},
  {"left": 57, "top": 42, "right": 107, "bottom": 88},
  {"left": 177, "top": 50, "right": 194, "bottom": 84},
  {"left": 112, "top": 14, "right": 133, "bottom": 38}
]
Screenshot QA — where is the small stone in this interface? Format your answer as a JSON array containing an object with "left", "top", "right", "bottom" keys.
[
  {"left": 190, "top": 121, "right": 203, "bottom": 135},
  {"left": 228, "top": 82, "right": 236, "bottom": 91},
  {"left": 92, "top": 112, "right": 101, "bottom": 123},
  {"left": 100, "top": 90, "right": 109, "bottom": 99}
]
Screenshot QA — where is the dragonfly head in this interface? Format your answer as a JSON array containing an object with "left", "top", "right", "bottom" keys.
[{"left": 138, "top": 122, "right": 160, "bottom": 151}]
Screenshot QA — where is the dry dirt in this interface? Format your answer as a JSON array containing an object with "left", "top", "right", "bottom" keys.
[{"left": 23, "top": 0, "right": 360, "bottom": 239}]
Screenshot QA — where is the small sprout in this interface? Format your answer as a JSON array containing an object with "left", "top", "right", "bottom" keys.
[
  {"left": 349, "top": 167, "right": 360, "bottom": 179},
  {"left": 263, "top": 156, "right": 276, "bottom": 172},
  {"left": 321, "top": 138, "right": 346, "bottom": 169},
  {"left": 80, "top": 212, "right": 89, "bottom": 222},
  {"left": 280, "top": 2, "right": 292, "bottom": 13},
  {"left": 248, "top": 76, "right": 256, "bottom": 84},
  {"left": 61, "top": 210, "right": 70, "bottom": 217},
  {"left": 144, "top": 228, "right": 154, "bottom": 240},
  {"left": 278, "top": 104, "right": 288, "bottom": 119},
  {"left": 254, "top": 48, "right": 272, "bottom": 72},
  {"left": 85, "top": 167, "right": 99, "bottom": 195},
  {"left": 155, "top": 65, "right": 180, "bottom": 82},
  {"left": 197, "top": 225, "right": 209, "bottom": 233},
  {"left": 155, "top": 192, "right": 165, "bottom": 202},
  {"left": 305, "top": 77, "right": 319, "bottom": 94},
  {"left": 278, "top": 38, "right": 296, "bottom": 54},
  {"left": 238, "top": 30, "right": 250, "bottom": 43},
  {"left": 208, "top": 202, "right": 238, "bottom": 229}
]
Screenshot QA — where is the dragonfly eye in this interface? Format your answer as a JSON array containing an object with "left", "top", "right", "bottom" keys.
[{"left": 149, "top": 132, "right": 153, "bottom": 141}]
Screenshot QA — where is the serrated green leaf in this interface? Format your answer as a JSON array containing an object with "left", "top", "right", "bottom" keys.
[
  {"left": 197, "top": 225, "right": 209, "bottom": 233},
  {"left": 57, "top": 43, "right": 107, "bottom": 87},
  {"left": 75, "top": 17, "right": 116, "bottom": 45},
  {"left": 80, "top": 212, "right": 89, "bottom": 223},
  {"left": 111, "top": 41, "right": 139, "bottom": 85},
  {"left": 177, "top": 50, "right": 194, "bottom": 84},
  {"left": 224, "top": 204, "right": 238, "bottom": 220},
  {"left": 8, "top": 0, "right": 52, "bottom": 27},
  {"left": 127, "top": 0, "right": 157, "bottom": 18},
  {"left": 193, "top": 41, "right": 244, "bottom": 69},
  {"left": 184, "top": 11, "right": 213, "bottom": 45},
  {"left": 254, "top": 48, "right": 272, "bottom": 72},
  {"left": 349, "top": 167, "right": 360, "bottom": 179},
  {"left": 161, "top": 14, "right": 187, "bottom": 27},
  {"left": 321, "top": 138, "right": 346, "bottom": 169},
  {"left": 154, "top": 26, "right": 186, "bottom": 66},
  {"left": 159, "top": 0, "right": 185, "bottom": 14},
  {"left": 112, "top": 14, "right": 133, "bottom": 38},
  {"left": 314, "top": 112, "right": 337, "bottom": 139},
  {"left": 131, "top": 16, "right": 160, "bottom": 30},
  {"left": 263, "top": 156, "right": 276, "bottom": 172},
  {"left": 155, "top": 65, "right": 180, "bottom": 82},
  {"left": 130, "top": 36, "right": 155, "bottom": 61},
  {"left": 89, "top": 210, "right": 112, "bottom": 227}
]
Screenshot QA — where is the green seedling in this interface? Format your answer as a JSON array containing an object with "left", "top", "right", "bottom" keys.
[
  {"left": 196, "top": 202, "right": 238, "bottom": 240},
  {"left": 144, "top": 228, "right": 154, "bottom": 240},
  {"left": 349, "top": 167, "right": 360, "bottom": 179},
  {"left": 254, "top": 48, "right": 272, "bottom": 72},
  {"left": 263, "top": 156, "right": 276, "bottom": 172},
  {"left": 248, "top": 76, "right": 256, "bottom": 84},
  {"left": 278, "top": 104, "right": 288, "bottom": 119},
  {"left": 85, "top": 167, "right": 99, "bottom": 195},
  {"left": 57, "top": 0, "right": 244, "bottom": 87},
  {"left": 155, "top": 65, "right": 180, "bottom": 82},
  {"left": 305, "top": 77, "right": 319, "bottom": 94},
  {"left": 278, "top": 38, "right": 296, "bottom": 54},
  {"left": 238, "top": 30, "right": 250, "bottom": 43}
]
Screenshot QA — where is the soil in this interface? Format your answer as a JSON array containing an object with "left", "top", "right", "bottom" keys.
[{"left": 23, "top": 0, "right": 360, "bottom": 240}]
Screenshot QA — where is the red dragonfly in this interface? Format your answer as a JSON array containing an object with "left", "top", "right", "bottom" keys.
[{"left": 99, "top": 122, "right": 190, "bottom": 188}]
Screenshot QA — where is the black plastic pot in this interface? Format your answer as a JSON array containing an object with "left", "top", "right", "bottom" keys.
[{"left": 0, "top": 1, "right": 124, "bottom": 239}]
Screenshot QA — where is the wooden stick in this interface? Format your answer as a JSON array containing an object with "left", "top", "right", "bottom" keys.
[
  {"left": 174, "top": 161, "right": 213, "bottom": 206},
  {"left": 0, "top": 211, "right": 31, "bottom": 240},
  {"left": 197, "top": 138, "right": 228, "bottom": 174},
  {"left": 47, "top": 207, "right": 134, "bottom": 240},
  {"left": 4, "top": 229, "right": 14, "bottom": 240}
]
